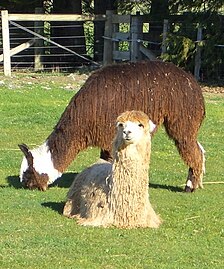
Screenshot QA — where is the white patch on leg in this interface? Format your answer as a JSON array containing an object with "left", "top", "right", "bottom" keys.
[
  {"left": 197, "top": 142, "right": 205, "bottom": 188},
  {"left": 20, "top": 141, "right": 62, "bottom": 184},
  {"left": 186, "top": 179, "right": 193, "bottom": 189},
  {"left": 197, "top": 141, "right": 205, "bottom": 154},
  {"left": 197, "top": 142, "right": 206, "bottom": 173}
]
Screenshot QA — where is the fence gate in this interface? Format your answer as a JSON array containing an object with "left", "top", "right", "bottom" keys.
[
  {"left": 103, "top": 11, "right": 163, "bottom": 65},
  {"left": 103, "top": 11, "right": 140, "bottom": 65},
  {"left": 0, "top": 10, "right": 105, "bottom": 76},
  {"left": 1, "top": 9, "right": 168, "bottom": 76}
]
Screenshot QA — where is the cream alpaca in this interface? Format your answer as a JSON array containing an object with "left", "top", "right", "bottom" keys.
[{"left": 63, "top": 111, "right": 161, "bottom": 228}]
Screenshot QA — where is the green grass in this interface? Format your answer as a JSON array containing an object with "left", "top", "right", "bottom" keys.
[{"left": 0, "top": 74, "right": 223, "bottom": 269}]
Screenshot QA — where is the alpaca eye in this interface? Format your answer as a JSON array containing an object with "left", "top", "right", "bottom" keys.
[
  {"left": 118, "top": 123, "right": 123, "bottom": 128},
  {"left": 138, "top": 123, "right": 144, "bottom": 128}
]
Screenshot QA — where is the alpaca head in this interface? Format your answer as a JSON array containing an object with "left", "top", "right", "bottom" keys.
[
  {"left": 18, "top": 144, "right": 49, "bottom": 191},
  {"left": 113, "top": 110, "right": 156, "bottom": 151}
]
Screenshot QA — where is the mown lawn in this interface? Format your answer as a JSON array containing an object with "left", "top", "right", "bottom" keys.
[{"left": 0, "top": 73, "right": 223, "bottom": 269}]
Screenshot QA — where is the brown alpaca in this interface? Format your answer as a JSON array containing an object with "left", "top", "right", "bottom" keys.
[
  {"left": 63, "top": 110, "right": 161, "bottom": 228},
  {"left": 19, "top": 61, "right": 205, "bottom": 192}
]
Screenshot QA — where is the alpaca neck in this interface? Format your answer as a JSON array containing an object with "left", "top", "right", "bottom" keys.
[
  {"left": 46, "top": 94, "right": 95, "bottom": 172},
  {"left": 109, "top": 140, "right": 151, "bottom": 226},
  {"left": 46, "top": 129, "right": 84, "bottom": 173}
]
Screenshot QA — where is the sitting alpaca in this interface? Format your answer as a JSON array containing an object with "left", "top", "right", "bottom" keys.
[{"left": 63, "top": 111, "right": 161, "bottom": 228}]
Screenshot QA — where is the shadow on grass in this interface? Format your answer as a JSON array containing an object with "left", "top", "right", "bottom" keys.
[
  {"left": 51, "top": 172, "right": 78, "bottom": 188},
  {"left": 41, "top": 201, "right": 65, "bottom": 215},
  {"left": 54, "top": 174, "right": 184, "bottom": 192},
  {"left": 149, "top": 183, "right": 183, "bottom": 193},
  {"left": 3, "top": 172, "right": 78, "bottom": 190},
  {"left": 4, "top": 174, "right": 183, "bottom": 193},
  {"left": 42, "top": 173, "right": 78, "bottom": 214},
  {"left": 6, "top": 175, "right": 23, "bottom": 189}
]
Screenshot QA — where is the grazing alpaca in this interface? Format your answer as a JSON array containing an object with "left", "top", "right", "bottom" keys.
[
  {"left": 18, "top": 144, "right": 49, "bottom": 191},
  {"left": 63, "top": 110, "right": 161, "bottom": 228},
  {"left": 19, "top": 61, "right": 205, "bottom": 192}
]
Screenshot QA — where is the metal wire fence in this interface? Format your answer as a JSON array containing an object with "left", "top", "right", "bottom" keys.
[
  {"left": 0, "top": 20, "right": 98, "bottom": 72},
  {"left": 1, "top": 11, "right": 224, "bottom": 81}
]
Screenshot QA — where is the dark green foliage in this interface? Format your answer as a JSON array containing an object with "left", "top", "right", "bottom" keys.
[
  {"left": 200, "top": 13, "right": 224, "bottom": 80},
  {"left": 162, "top": 33, "right": 196, "bottom": 70},
  {"left": 162, "top": 11, "right": 224, "bottom": 81}
]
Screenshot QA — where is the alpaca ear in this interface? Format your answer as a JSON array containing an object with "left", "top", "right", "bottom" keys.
[
  {"left": 18, "top": 143, "right": 30, "bottom": 158},
  {"left": 149, "top": 120, "right": 156, "bottom": 133},
  {"left": 18, "top": 143, "right": 34, "bottom": 167}
]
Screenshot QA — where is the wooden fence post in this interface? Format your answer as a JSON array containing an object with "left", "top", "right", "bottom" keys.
[
  {"left": 131, "top": 13, "right": 142, "bottom": 62},
  {"left": 194, "top": 26, "right": 202, "bottom": 81},
  {"left": 103, "top": 10, "right": 113, "bottom": 65},
  {"left": 34, "top": 8, "right": 44, "bottom": 71},
  {"left": 161, "top": 19, "right": 168, "bottom": 55},
  {"left": 1, "top": 10, "right": 11, "bottom": 76}
]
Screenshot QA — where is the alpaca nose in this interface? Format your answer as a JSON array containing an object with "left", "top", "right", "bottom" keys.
[{"left": 123, "top": 130, "right": 131, "bottom": 136}]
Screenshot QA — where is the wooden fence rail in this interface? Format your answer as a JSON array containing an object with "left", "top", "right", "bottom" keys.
[
  {"left": 1, "top": 10, "right": 203, "bottom": 78},
  {"left": 1, "top": 10, "right": 171, "bottom": 76},
  {"left": 1, "top": 10, "right": 107, "bottom": 76}
]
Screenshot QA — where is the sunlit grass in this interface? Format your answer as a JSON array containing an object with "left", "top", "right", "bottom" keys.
[{"left": 0, "top": 75, "right": 223, "bottom": 269}]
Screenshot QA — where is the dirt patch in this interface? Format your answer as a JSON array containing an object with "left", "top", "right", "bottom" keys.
[
  {"left": 1, "top": 71, "right": 224, "bottom": 95},
  {"left": 201, "top": 86, "right": 224, "bottom": 95},
  {"left": 0, "top": 72, "right": 90, "bottom": 91}
]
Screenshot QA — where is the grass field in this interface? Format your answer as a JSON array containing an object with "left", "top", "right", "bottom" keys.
[{"left": 0, "top": 73, "right": 223, "bottom": 269}]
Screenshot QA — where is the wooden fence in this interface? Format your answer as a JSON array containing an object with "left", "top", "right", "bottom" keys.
[
  {"left": 1, "top": 10, "right": 172, "bottom": 76},
  {"left": 1, "top": 10, "right": 204, "bottom": 78},
  {"left": 1, "top": 10, "right": 106, "bottom": 76},
  {"left": 103, "top": 10, "right": 168, "bottom": 65}
]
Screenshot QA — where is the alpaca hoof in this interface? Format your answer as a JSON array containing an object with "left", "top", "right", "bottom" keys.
[
  {"left": 184, "top": 185, "right": 194, "bottom": 193},
  {"left": 40, "top": 184, "right": 48, "bottom": 191},
  {"left": 197, "top": 181, "right": 204, "bottom": 189}
]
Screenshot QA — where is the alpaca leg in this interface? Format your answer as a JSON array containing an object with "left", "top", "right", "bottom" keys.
[
  {"left": 164, "top": 117, "right": 205, "bottom": 192},
  {"left": 176, "top": 140, "right": 205, "bottom": 192}
]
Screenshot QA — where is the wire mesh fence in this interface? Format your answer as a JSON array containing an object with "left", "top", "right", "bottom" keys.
[
  {"left": 0, "top": 20, "right": 98, "bottom": 72},
  {"left": 1, "top": 11, "right": 224, "bottom": 81}
]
